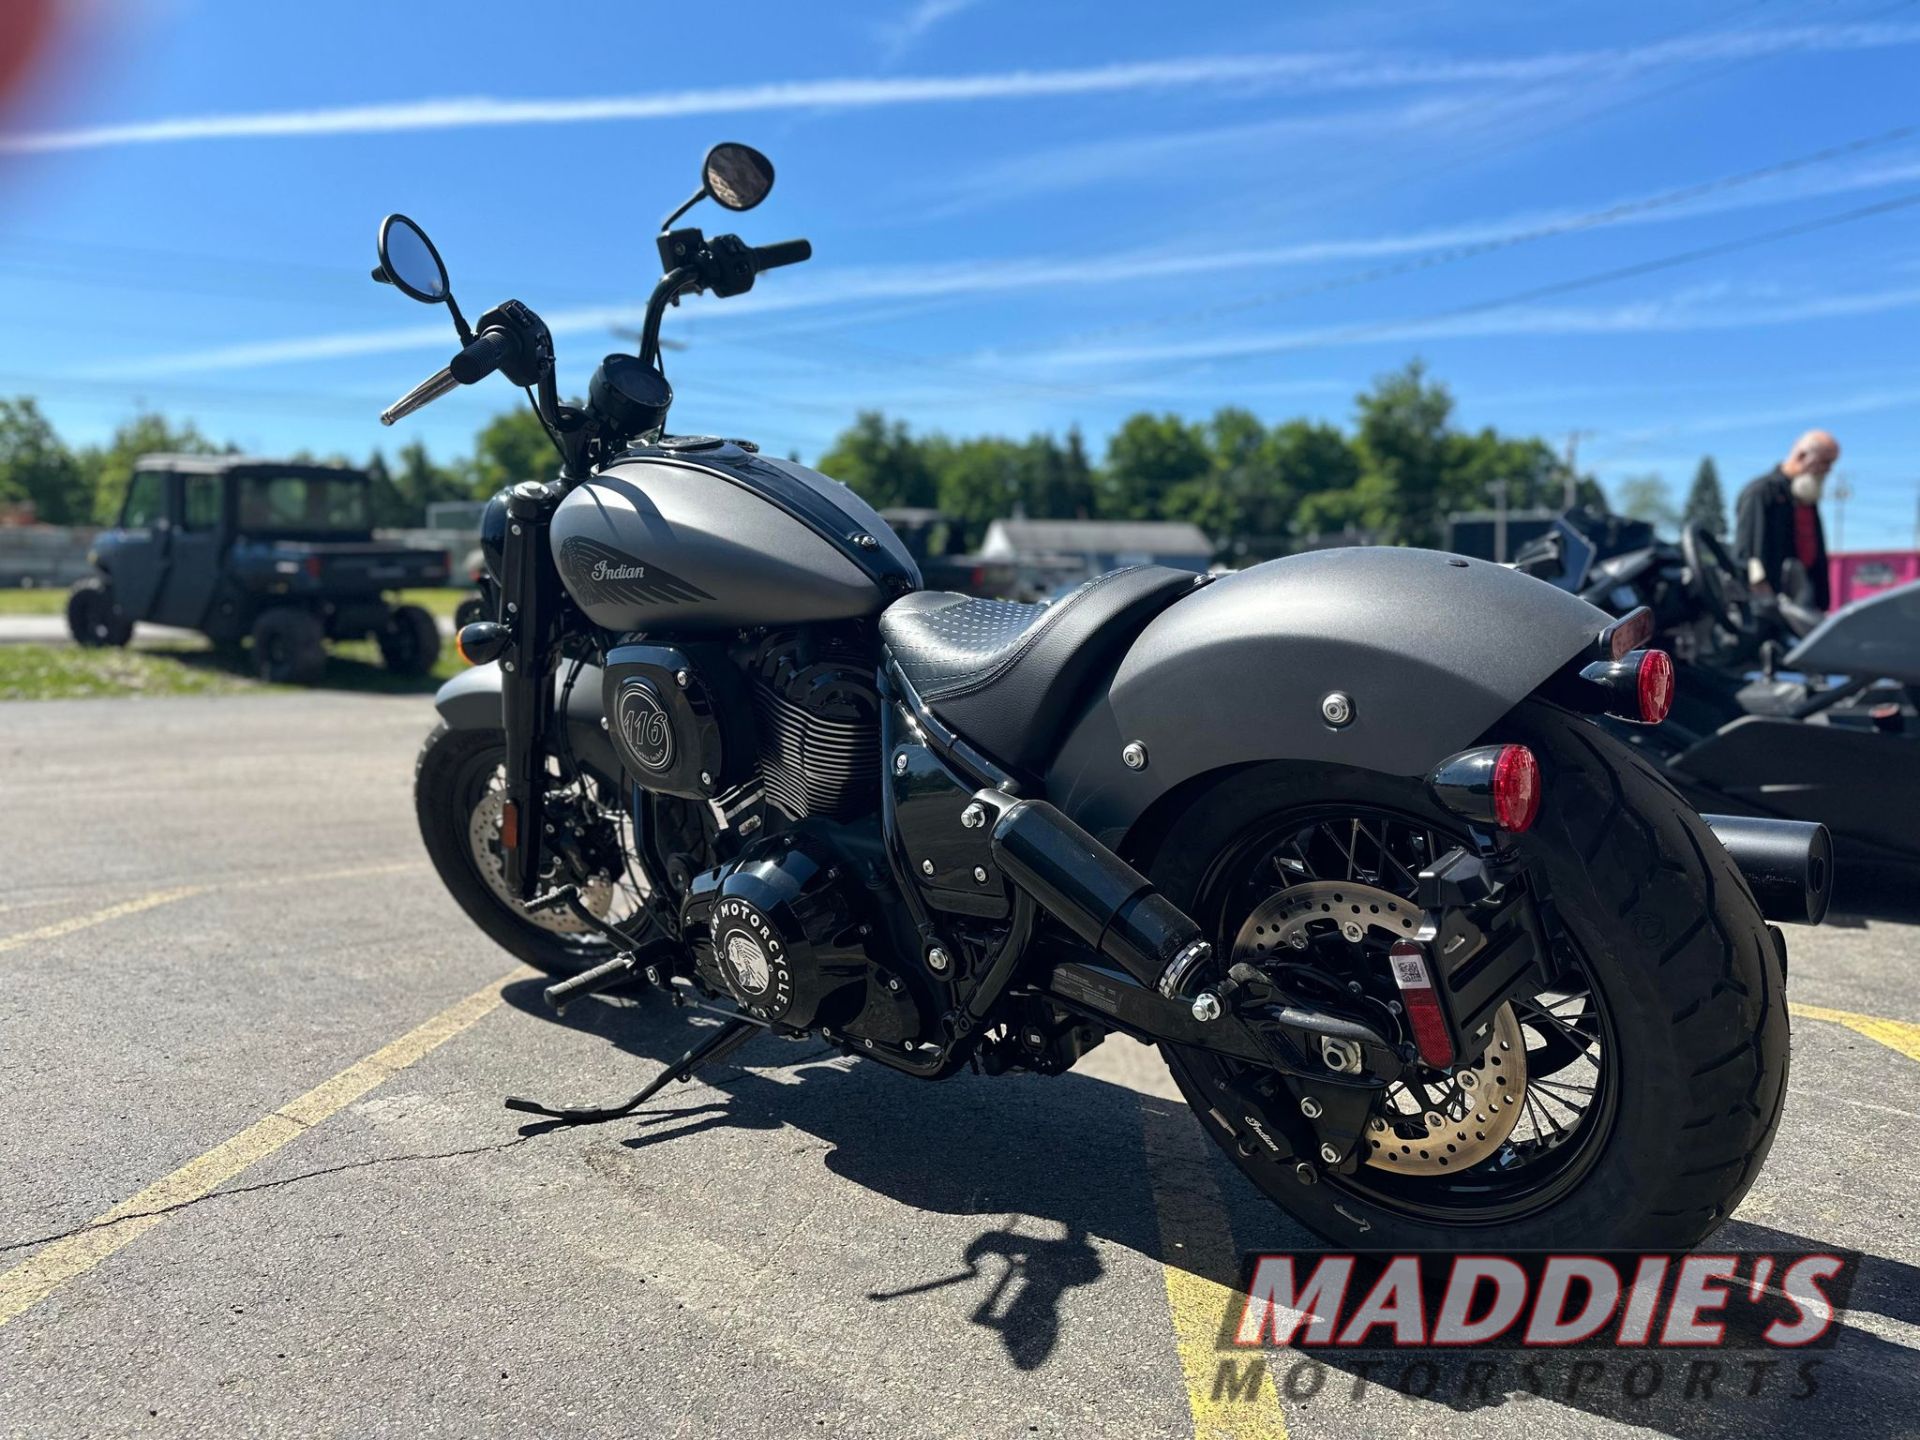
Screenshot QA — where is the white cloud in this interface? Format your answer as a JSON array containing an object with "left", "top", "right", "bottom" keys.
[
  {"left": 876, "top": 0, "right": 982, "bottom": 65},
  {"left": 6, "top": 21, "right": 1919, "bottom": 154},
  {"left": 1014, "top": 283, "right": 1920, "bottom": 370}
]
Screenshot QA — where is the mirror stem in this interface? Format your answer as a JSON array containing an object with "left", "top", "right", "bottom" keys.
[
  {"left": 658, "top": 186, "right": 709, "bottom": 234},
  {"left": 445, "top": 294, "right": 475, "bottom": 347}
]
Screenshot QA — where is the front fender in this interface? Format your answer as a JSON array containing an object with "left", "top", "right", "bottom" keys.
[
  {"left": 434, "top": 659, "right": 622, "bottom": 784},
  {"left": 1045, "top": 548, "right": 1612, "bottom": 844}
]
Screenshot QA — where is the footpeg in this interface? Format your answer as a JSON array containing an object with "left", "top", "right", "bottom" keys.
[
  {"left": 542, "top": 952, "right": 639, "bottom": 1014},
  {"left": 505, "top": 1018, "right": 761, "bottom": 1126}
]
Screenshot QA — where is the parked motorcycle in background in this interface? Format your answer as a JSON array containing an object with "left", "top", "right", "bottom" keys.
[
  {"left": 1516, "top": 510, "right": 1915, "bottom": 915},
  {"left": 384, "top": 144, "right": 1830, "bottom": 1251}
]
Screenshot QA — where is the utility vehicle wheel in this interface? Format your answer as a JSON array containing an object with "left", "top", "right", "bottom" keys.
[
  {"left": 1149, "top": 702, "right": 1788, "bottom": 1252},
  {"left": 250, "top": 607, "right": 326, "bottom": 685},
  {"left": 66, "top": 578, "right": 132, "bottom": 647},
  {"left": 379, "top": 604, "right": 442, "bottom": 676}
]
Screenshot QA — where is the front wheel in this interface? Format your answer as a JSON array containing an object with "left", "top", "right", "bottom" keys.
[
  {"left": 415, "top": 723, "right": 655, "bottom": 975},
  {"left": 1149, "top": 703, "right": 1788, "bottom": 1252}
]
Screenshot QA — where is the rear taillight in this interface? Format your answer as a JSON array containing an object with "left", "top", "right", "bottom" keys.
[
  {"left": 1491, "top": 745, "right": 1541, "bottom": 833},
  {"left": 1428, "top": 744, "right": 1542, "bottom": 835},
  {"left": 1636, "top": 649, "right": 1674, "bottom": 723},
  {"left": 1581, "top": 648, "right": 1673, "bottom": 724},
  {"left": 303, "top": 554, "right": 322, "bottom": 581}
]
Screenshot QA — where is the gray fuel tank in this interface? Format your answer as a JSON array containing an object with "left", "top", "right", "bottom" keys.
[{"left": 550, "top": 438, "right": 920, "bottom": 634}]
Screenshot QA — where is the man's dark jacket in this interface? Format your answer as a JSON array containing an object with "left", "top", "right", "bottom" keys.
[{"left": 1735, "top": 468, "right": 1830, "bottom": 609}]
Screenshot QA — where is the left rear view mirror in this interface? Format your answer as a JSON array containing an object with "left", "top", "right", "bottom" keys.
[{"left": 375, "top": 214, "right": 451, "bottom": 303}]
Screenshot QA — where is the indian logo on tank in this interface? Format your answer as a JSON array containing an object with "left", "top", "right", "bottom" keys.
[
  {"left": 615, "top": 679, "right": 675, "bottom": 773},
  {"left": 559, "top": 536, "right": 714, "bottom": 608}
]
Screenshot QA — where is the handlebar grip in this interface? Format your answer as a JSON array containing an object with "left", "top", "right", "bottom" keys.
[
  {"left": 752, "top": 238, "right": 812, "bottom": 272},
  {"left": 380, "top": 366, "right": 460, "bottom": 426},
  {"left": 449, "top": 326, "right": 519, "bottom": 385}
]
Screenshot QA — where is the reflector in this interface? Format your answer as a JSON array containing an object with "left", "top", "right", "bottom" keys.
[{"left": 1388, "top": 939, "right": 1455, "bottom": 1067}]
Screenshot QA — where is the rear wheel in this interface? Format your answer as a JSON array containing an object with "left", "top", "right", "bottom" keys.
[
  {"left": 415, "top": 722, "right": 656, "bottom": 974},
  {"left": 250, "top": 607, "right": 326, "bottom": 684},
  {"left": 1150, "top": 703, "right": 1788, "bottom": 1251},
  {"left": 67, "top": 577, "right": 132, "bottom": 647},
  {"left": 379, "top": 603, "right": 442, "bottom": 675}
]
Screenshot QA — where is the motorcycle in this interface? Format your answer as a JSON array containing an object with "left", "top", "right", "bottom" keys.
[
  {"left": 379, "top": 143, "right": 1829, "bottom": 1251},
  {"left": 1515, "top": 511, "right": 1920, "bottom": 916}
]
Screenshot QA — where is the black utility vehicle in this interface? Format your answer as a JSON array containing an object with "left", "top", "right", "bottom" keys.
[{"left": 68, "top": 455, "right": 450, "bottom": 683}]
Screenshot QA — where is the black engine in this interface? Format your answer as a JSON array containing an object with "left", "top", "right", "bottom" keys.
[{"left": 678, "top": 832, "right": 924, "bottom": 1043}]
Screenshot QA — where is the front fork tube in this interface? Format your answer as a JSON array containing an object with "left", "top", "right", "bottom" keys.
[{"left": 500, "top": 480, "right": 564, "bottom": 900}]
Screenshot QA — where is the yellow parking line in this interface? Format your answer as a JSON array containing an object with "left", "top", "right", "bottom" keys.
[
  {"left": 1139, "top": 1099, "right": 1288, "bottom": 1440},
  {"left": 1792, "top": 1002, "right": 1920, "bottom": 1064},
  {"left": 0, "top": 965, "right": 532, "bottom": 1329},
  {"left": 0, "top": 860, "right": 426, "bottom": 957},
  {"left": 0, "top": 886, "right": 208, "bottom": 955}
]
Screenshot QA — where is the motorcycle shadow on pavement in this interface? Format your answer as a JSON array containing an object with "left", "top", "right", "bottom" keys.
[{"left": 500, "top": 981, "right": 1920, "bottom": 1432}]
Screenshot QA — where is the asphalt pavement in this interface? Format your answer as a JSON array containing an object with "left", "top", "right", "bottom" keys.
[{"left": 0, "top": 692, "right": 1916, "bottom": 1439}]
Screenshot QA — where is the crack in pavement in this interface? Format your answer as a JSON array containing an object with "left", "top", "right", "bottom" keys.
[{"left": 0, "top": 1133, "right": 540, "bottom": 1256}]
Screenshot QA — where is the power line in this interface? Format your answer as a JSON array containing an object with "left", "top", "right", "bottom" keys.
[{"left": 1004, "top": 118, "right": 1920, "bottom": 354}]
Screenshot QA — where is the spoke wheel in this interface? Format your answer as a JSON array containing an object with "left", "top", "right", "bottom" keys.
[{"left": 1192, "top": 802, "right": 1617, "bottom": 1226}]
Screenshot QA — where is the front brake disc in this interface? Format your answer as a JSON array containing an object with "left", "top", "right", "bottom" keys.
[
  {"left": 468, "top": 788, "right": 612, "bottom": 935},
  {"left": 1232, "top": 879, "right": 1528, "bottom": 1173}
]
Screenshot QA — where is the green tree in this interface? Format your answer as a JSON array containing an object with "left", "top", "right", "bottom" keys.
[
  {"left": 0, "top": 397, "right": 88, "bottom": 524},
  {"left": 818, "top": 411, "right": 937, "bottom": 510},
  {"left": 1102, "top": 413, "right": 1209, "bottom": 520},
  {"left": 78, "top": 413, "right": 226, "bottom": 523},
  {"left": 1683, "top": 456, "right": 1726, "bottom": 536},
  {"left": 1615, "top": 473, "right": 1680, "bottom": 532},
  {"left": 393, "top": 441, "right": 467, "bottom": 525},
  {"left": 468, "top": 406, "right": 558, "bottom": 496},
  {"left": 1350, "top": 361, "right": 1456, "bottom": 544}
]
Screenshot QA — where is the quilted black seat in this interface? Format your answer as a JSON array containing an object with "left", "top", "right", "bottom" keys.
[{"left": 879, "top": 565, "right": 1198, "bottom": 773}]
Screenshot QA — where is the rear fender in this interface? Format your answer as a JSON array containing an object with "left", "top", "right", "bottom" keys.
[
  {"left": 1045, "top": 549, "right": 1613, "bottom": 845},
  {"left": 434, "top": 659, "right": 622, "bottom": 785}
]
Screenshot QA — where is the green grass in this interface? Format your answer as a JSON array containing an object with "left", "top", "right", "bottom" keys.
[
  {"left": 0, "top": 637, "right": 464, "bottom": 701},
  {"left": 0, "top": 585, "right": 474, "bottom": 618},
  {"left": 0, "top": 588, "right": 71, "bottom": 616}
]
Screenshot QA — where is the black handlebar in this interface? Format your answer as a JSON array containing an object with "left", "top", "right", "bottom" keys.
[
  {"left": 752, "top": 238, "right": 812, "bottom": 272},
  {"left": 449, "top": 326, "right": 519, "bottom": 384}
]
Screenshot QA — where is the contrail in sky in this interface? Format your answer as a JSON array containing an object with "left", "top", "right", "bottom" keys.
[{"left": 5, "top": 22, "right": 1918, "bottom": 154}]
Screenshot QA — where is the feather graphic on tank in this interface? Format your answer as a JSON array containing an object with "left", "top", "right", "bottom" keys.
[{"left": 558, "top": 536, "right": 714, "bottom": 607}]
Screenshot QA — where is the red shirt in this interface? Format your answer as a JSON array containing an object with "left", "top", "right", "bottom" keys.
[{"left": 1794, "top": 502, "right": 1821, "bottom": 571}]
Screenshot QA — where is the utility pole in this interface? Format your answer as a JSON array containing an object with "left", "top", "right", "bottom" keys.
[
  {"left": 1831, "top": 473, "right": 1852, "bottom": 554},
  {"left": 1489, "top": 478, "right": 1511, "bottom": 563},
  {"left": 1562, "top": 430, "right": 1595, "bottom": 511}
]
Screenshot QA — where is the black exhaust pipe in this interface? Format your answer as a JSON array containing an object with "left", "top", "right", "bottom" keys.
[
  {"left": 1703, "top": 814, "right": 1833, "bottom": 926},
  {"left": 986, "top": 796, "right": 1212, "bottom": 996}
]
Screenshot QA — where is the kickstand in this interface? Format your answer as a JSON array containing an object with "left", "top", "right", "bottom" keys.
[{"left": 503, "top": 1018, "right": 761, "bottom": 1125}]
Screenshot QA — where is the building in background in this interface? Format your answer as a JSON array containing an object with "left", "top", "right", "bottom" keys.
[{"left": 979, "top": 518, "right": 1214, "bottom": 597}]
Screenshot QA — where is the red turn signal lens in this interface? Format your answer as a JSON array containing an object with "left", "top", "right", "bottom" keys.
[
  {"left": 1491, "top": 744, "right": 1541, "bottom": 833},
  {"left": 1580, "top": 648, "right": 1674, "bottom": 725},
  {"left": 1427, "top": 744, "right": 1543, "bottom": 834},
  {"left": 1636, "top": 649, "right": 1674, "bottom": 724}
]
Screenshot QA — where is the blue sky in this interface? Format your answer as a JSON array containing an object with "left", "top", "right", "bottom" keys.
[{"left": 3, "top": 0, "right": 1918, "bottom": 547}]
